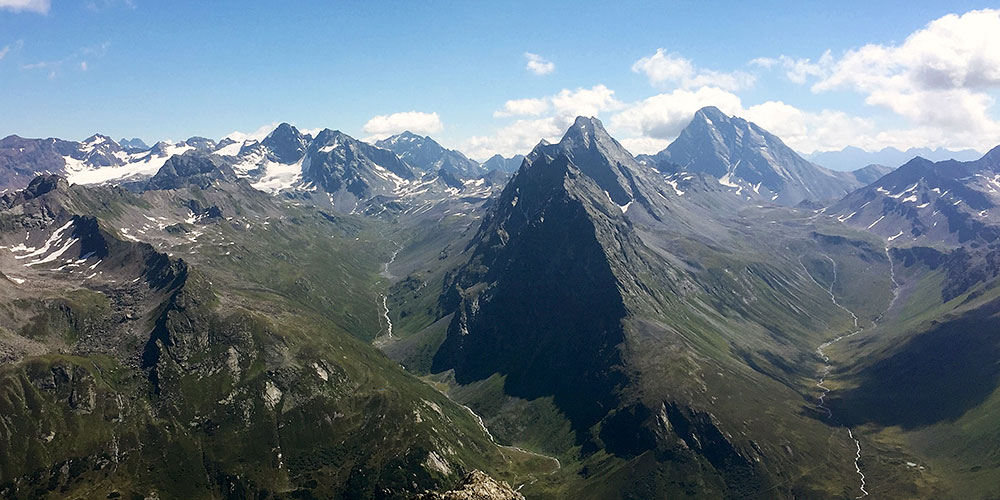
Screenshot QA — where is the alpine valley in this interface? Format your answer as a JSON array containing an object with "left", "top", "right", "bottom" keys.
[{"left": 2, "top": 107, "right": 1000, "bottom": 500}]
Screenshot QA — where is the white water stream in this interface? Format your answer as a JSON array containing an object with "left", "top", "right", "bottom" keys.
[{"left": 800, "top": 250, "right": 898, "bottom": 498}]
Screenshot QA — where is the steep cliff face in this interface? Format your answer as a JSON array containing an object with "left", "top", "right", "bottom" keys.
[{"left": 434, "top": 152, "right": 636, "bottom": 432}]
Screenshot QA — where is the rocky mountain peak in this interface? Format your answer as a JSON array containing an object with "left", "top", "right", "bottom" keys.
[
  {"left": 376, "top": 131, "right": 482, "bottom": 178},
  {"left": 657, "top": 107, "right": 870, "bottom": 205},
  {"left": 145, "top": 152, "right": 236, "bottom": 191},
  {"left": 261, "top": 123, "right": 307, "bottom": 164},
  {"left": 25, "top": 174, "right": 69, "bottom": 198}
]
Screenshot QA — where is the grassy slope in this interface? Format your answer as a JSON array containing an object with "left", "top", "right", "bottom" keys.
[{"left": 0, "top": 184, "right": 551, "bottom": 498}]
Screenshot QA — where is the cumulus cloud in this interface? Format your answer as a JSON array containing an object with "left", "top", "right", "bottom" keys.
[
  {"left": 631, "top": 49, "right": 755, "bottom": 91},
  {"left": 463, "top": 117, "right": 563, "bottom": 160},
  {"left": 816, "top": 10, "right": 1000, "bottom": 94},
  {"left": 494, "top": 97, "right": 549, "bottom": 118},
  {"left": 471, "top": 82, "right": 874, "bottom": 157},
  {"left": 362, "top": 111, "right": 443, "bottom": 140},
  {"left": 609, "top": 87, "right": 744, "bottom": 143},
  {"left": 0, "top": 0, "right": 49, "bottom": 13},
  {"left": 761, "top": 9, "right": 1000, "bottom": 151},
  {"left": 468, "top": 12, "right": 1000, "bottom": 159},
  {"left": 743, "top": 102, "right": 876, "bottom": 153},
  {"left": 607, "top": 86, "right": 878, "bottom": 154},
  {"left": 464, "top": 85, "right": 623, "bottom": 158},
  {"left": 224, "top": 123, "right": 281, "bottom": 143},
  {"left": 524, "top": 52, "right": 555, "bottom": 75}
]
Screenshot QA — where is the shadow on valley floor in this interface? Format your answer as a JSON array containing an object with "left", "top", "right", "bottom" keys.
[{"left": 829, "top": 300, "right": 1000, "bottom": 429}]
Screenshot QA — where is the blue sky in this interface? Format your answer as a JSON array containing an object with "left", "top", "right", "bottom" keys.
[{"left": 2, "top": 1, "right": 999, "bottom": 159}]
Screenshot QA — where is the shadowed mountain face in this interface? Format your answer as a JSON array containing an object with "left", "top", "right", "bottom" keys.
[
  {"left": 829, "top": 297, "right": 1000, "bottom": 429},
  {"left": 145, "top": 153, "right": 238, "bottom": 191},
  {"left": 433, "top": 152, "right": 634, "bottom": 432},
  {"left": 259, "top": 122, "right": 309, "bottom": 164}
]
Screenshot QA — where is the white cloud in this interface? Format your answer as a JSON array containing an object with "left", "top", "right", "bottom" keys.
[
  {"left": 524, "top": 52, "right": 555, "bottom": 75},
  {"left": 743, "top": 101, "right": 876, "bottom": 154},
  {"left": 785, "top": 9, "right": 1000, "bottom": 151},
  {"left": 297, "top": 127, "right": 323, "bottom": 138},
  {"left": 494, "top": 97, "right": 549, "bottom": 118},
  {"left": 463, "top": 117, "right": 563, "bottom": 160},
  {"left": 778, "top": 51, "right": 833, "bottom": 84},
  {"left": 0, "top": 39, "right": 23, "bottom": 60},
  {"left": 465, "top": 85, "right": 624, "bottom": 159},
  {"left": 631, "top": 49, "right": 755, "bottom": 91},
  {"left": 748, "top": 57, "right": 778, "bottom": 69},
  {"left": 362, "top": 111, "right": 443, "bottom": 140},
  {"left": 549, "top": 85, "right": 624, "bottom": 122},
  {"left": 607, "top": 86, "right": 878, "bottom": 154},
  {"left": 609, "top": 87, "right": 744, "bottom": 144},
  {"left": 225, "top": 123, "right": 280, "bottom": 143},
  {"left": 0, "top": 0, "right": 49, "bottom": 13},
  {"left": 468, "top": 12, "right": 1000, "bottom": 159},
  {"left": 80, "top": 61, "right": 87, "bottom": 71},
  {"left": 617, "top": 137, "right": 672, "bottom": 156},
  {"left": 632, "top": 50, "right": 694, "bottom": 84}
]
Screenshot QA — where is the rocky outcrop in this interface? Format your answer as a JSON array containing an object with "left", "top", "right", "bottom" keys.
[
  {"left": 144, "top": 153, "right": 238, "bottom": 191},
  {"left": 417, "top": 470, "right": 524, "bottom": 500}
]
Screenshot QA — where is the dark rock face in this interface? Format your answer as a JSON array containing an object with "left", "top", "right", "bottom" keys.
[
  {"left": 434, "top": 153, "right": 631, "bottom": 434},
  {"left": 145, "top": 153, "right": 237, "bottom": 191},
  {"left": 260, "top": 123, "right": 308, "bottom": 164},
  {"left": 24, "top": 174, "right": 69, "bottom": 199}
]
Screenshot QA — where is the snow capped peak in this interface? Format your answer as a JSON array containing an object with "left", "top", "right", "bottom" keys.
[{"left": 80, "top": 134, "right": 117, "bottom": 152}]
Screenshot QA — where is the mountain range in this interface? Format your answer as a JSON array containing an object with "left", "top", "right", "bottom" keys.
[
  {"left": 807, "top": 145, "right": 984, "bottom": 171},
  {"left": 2, "top": 107, "right": 1000, "bottom": 499}
]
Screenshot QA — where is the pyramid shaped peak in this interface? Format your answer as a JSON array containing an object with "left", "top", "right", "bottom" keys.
[
  {"left": 694, "top": 106, "right": 728, "bottom": 120},
  {"left": 569, "top": 116, "right": 609, "bottom": 135},
  {"left": 267, "top": 122, "right": 300, "bottom": 138}
]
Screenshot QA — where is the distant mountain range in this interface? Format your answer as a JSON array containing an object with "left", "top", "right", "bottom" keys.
[
  {"left": 807, "top": 145, "right": 983, "bottom": 171},
  {"left": 830, "top": 146, "right": 1000, "bottom": 247}
]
